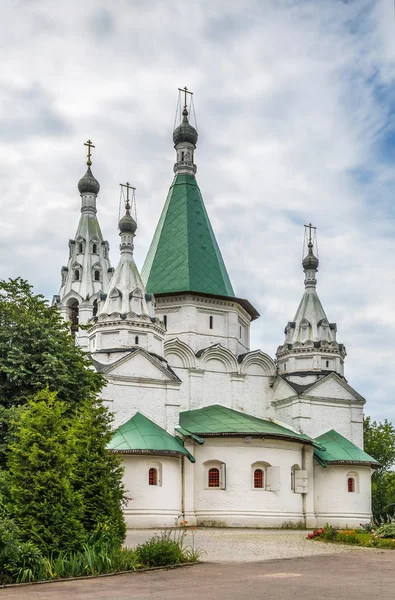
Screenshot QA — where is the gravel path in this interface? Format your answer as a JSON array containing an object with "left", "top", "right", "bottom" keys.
[{"left": 125, "top": 528, "right": 370, "bottom": 562}]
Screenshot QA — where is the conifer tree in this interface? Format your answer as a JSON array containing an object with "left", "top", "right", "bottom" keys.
[
  {"left": 7, "top": 389, "right": 86, "bottom": 554},
  {"left": 71, "top": 399, "right": 126, "bottom": 546}
]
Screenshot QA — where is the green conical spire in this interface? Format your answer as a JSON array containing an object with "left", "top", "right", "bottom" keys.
[{"left": 141, "top": 173, "right": 234, "bottom": 297}]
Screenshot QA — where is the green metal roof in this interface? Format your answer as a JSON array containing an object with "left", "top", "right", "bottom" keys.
[
  {"left": 314, "top": 429, "right": 379, "bottom": 468},
  {"left": 141, "top": 173, "right": 234, "bottom": 297},
  {"left": 178, "top": 405, "right": 313, "bottom": 443},
  {"left": 107, "top": 412, "right": 195, "bottom": 462}
]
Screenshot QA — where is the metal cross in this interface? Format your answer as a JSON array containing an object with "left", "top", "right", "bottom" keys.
[
  {"left": 84, "top": 139, "right": 95, "bottom": 166},
  {"left": 304, "top": 222, "right": 316, "bottom": 245},
  {"left": 178, "top": 86, "right": 193, "bottom": 110},
  {"left": 120, "top": 182, "right": 136, "bottom": 209}
]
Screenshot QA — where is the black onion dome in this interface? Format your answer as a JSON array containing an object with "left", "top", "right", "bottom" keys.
[
  {"left": 119, "top": 209, "right": 137, "bottom": 234},
  {"left": 78, "top": 167, "right": 100, "bottom": 195},
  {"left": 302, "top": 243, "right": 319, "bottom": 270},
  {"left": 173, "top": 108, "right": 198, "bottom": 147}
]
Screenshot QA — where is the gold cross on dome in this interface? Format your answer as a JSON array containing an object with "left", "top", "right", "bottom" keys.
[
  {"left": 178, "top": 86, "right": 193, "bottom": 111},
  {"left": 84, "top": 139, "right": 95, "bottom": 166},
  {"left": 120, "top": 181, "right": 136, "bottom": 209},
  {"left": 304, "top": 222, "right": 316, "bottom": 245}
]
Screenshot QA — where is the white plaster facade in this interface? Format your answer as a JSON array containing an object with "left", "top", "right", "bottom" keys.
[{"left": 54, "top": 132, "right": 376, "bottom": 530}]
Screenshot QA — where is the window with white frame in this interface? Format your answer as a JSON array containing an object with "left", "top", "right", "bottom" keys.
[
  {"left": 251, "top": 462, "right": 279, "bottom": 491},
  {"left": 204, "top": 461, "right": 226, "bottom": 489},
  {"left": 148, "top": 462, "right": 162, "bottom": 486},
  {"left": 347, "top": 471, "right": 359, "bottom": 493}
]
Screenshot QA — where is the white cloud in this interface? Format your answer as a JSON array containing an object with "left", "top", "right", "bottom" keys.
[{"left": 0, "top": 0, "right": 395, "bottom": 422}]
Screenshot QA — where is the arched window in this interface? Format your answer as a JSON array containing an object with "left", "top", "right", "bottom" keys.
[
  {"left": 135, "top": 335, "right": 139, "bottom": 345},
  {"left": 68, "top": 301, "right": 79, "bottom": 334},
  {"left": 181, "top": 151, "right": 184, "bottom": 161},
  {"left": 92, "top": 299, "right": 98, "bottom": 317},
  {"left": 92, "top": 243, "right": 97, "bottom": 254},
  {"left": 291, "top": 464, "right": 300, "bottom": 492},
  {"left": 78, "top": 243, "right": 83, "bottom": 254},
  {"left": 254, "top": 468, "right": 264, "bottom": 489},
  {"left": 209, "top": 316, "right": 213, "bottom": 330},
  {"left": 74, "top": 269, "right": 80, "bottom": 281},
  {"left": 94, "top": 270, "right": 100, "bottom": 281},
  {"left": 149, "top": 468, "right": 158, "bottom": 486},
  {"left": 326, "top": 360, "right": 329, "bottom": 368},
  {"left": 163, "top": 315, "right": 167, "bottom": 329},
  {"left": 208, "top": 468, "right": 220, "bottom": 488},
  {"left": 251, "top": 462, "right": 274, "bottom": 491},
  {"left": 348, "top": 477, "right": 355, "bottom": 493}
]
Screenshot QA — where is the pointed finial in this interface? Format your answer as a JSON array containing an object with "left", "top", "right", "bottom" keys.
[
  {"left": 174, "top": 87, "right": 198, "bottom": 148},
  {"left": 178, "top": 86, "right": 193, "bottom": 112},
  {"left": 302, "top": 223, "right": 319, "bottom": 285},
  {"left": 84, "top": 139, "right": 95, "bottom": 167},
  {"left": 119, "top": 182, "right": 137, "bottom": 234}
]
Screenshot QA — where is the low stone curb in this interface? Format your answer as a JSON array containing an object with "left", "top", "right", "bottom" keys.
[{"left": 1, "top": 561, "right": 199, "bottom": 589}]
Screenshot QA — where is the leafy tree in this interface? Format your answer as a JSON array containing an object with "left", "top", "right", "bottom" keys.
[
  {"left": 364, "top": 416, "right": 395, "bottom": 515},
  {"left": 71, "top": 399, "right": 126, "bottom": 546},
  {"left": 7, "top": 389, "right": 86, "bottom": 554},
  {"left": 0, "top": 278, "right": 104, "bottom": 465}
]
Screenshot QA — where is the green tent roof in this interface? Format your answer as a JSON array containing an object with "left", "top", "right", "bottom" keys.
[
  {"left": 314, "top": 429, "right": 379, "bottom": 468},
  {"left": 178, "top": 404, "right": 313, "bottom": 443},
  {"left": 141, "top": 173, "right": 234, "bottom": 297},
  {"left": 107, "top": 412, "right": 195, "bottom": 462}
]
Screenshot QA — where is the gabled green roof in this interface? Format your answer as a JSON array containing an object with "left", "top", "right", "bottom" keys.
[
  {"left": 107, "top": 412, "right": 195, "bottom": 462},
  {"left": 178, "top": 405, "right": 313, "bottom": 443},
  {"left": 314, "top": 429, "right": 379, "bottom": 468},
  {"left": 141, "top": 174, "right": 234, "bottom": 297}
]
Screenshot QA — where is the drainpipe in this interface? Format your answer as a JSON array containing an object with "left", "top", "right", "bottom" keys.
[
  {"left": 302, "top": 444, "right": 306, "bottom": 527},
  {"left": 181, "top": 456, "right": 185, "bottom": 522}
]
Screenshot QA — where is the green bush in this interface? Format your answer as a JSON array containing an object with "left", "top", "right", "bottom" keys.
[
  {"left": 321, "top": 524, "right": 338, "bottom": 541},
  {"left": 135, "top": 532, "right": 183, "bottom": 567},
  {"left": 0, "top": 517, "right": 21, "bottom": 584},
  {"left": 375, "top": 523, "right": 395, "bottom": 539}
]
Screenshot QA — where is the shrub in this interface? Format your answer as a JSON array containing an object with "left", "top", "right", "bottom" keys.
[
  {"left": 375, "top": 523, "right": 395, "bottom": 539},
  {"left": 0, "top": 517, "right": 21, "bottom": 584},
  {"left": 135, "top": 532, "right": 183, "bottom": 567},
  {"left": 7, "top": 390, "right": 86, "bottom": 555}
]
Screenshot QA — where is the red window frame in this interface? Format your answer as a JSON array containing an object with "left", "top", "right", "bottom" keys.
[
  {"left": 208, "top": 467, "right": 220, "bottom": 488},
  {"left": 254, "top": 468, "right": 264, "bottom": 489},
  {"left": 347, "top": 477, "right": 355, "bottom": 492},
  {"left": 149, "top": 467, "right": 158, "bottom": 486}
]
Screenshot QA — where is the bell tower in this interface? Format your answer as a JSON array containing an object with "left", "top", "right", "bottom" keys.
[{"left": 53, "top": 141, "right": 113, "bottom": 348}]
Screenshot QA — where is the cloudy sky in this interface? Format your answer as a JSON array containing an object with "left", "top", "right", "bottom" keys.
[{"left": 1, "top": 0, "right": 395, "bottom": 423}]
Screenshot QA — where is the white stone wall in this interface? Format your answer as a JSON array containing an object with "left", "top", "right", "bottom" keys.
[
  {"left": 314, "top": 464, "right": 372, "bottom": 527},
  {"left": 155, "top": 294, "right": 251, "bottom": 356},
  {"left": 273, "top": 396, "right": 364, "bottom": 447},
  {"left": 121, "top": 455, "right": 182, "bottom": 528},
  {"left": 163, "top": 339, "right": 276, "bottom": 416},
  {"left": 191, "top": 438, "right": 307, "bottom": 527},
  {"left": 102, "top": 377, "right": 180, "bottom": 432}
]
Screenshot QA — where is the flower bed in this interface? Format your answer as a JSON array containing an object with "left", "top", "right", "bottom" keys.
[{"left": 307, "top": 523, "right": 395, "bottom": 549}]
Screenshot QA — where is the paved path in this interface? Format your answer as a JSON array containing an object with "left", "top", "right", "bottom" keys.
[
  {"left": 3, "top": 552, "right": 394, "bottom": 600},
  {"left": 126, "top": 528, "right": 370, "bottom": 562}
]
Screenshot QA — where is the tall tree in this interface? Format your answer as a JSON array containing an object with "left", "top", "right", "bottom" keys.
[
  {"left": 364, "top": 416, "right": 395, "bottom": 515},
  {"left": 0, "top": 278, "right": 104, "bottom": 464},
  {"left": 0, "top": 277, "right": 104, "bottom": 408},
  {"left": 7, "top": 389, "right": 86, "bottom": 554},
  {"left": 71, "top": 399, "right": 126, "bottom": 546}
]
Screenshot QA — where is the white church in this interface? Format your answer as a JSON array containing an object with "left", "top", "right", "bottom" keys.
[{"left": 53, "top": 95, "right": 378, "bottom": 530}]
